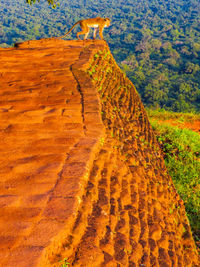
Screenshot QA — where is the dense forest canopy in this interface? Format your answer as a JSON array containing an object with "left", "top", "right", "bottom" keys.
[{"left": 1, "top": 0, "right": 200, "bottom": 112}]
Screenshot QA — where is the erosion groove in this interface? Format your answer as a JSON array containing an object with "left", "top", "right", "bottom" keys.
[{"left": 0, "top": 39, "right": 199, "bottom": 267}]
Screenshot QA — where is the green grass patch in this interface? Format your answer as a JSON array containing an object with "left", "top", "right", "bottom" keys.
[
  {"left": 150, "top": 117, "right": 200, "bottom": 244},
  {"left": 59, "top": 258, "right": 70, "bottom": 266},
  {"left": 147, "top": 108, "right": 200, "bottom": 123}
]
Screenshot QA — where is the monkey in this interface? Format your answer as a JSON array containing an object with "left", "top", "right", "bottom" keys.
[{"left": 57, "top": 17, "right": 111, "bottom": 40}]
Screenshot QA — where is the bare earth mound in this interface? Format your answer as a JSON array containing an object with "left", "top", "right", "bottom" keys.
[{"left": 0, "top": 39, "right": 199, "bottom": 266}]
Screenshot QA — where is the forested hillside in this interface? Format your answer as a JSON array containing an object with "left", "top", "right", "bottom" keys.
[{"left": 1, "top": 0, "right": 200, "bottom": 112}]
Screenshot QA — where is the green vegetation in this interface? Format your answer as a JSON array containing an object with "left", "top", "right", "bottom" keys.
[
  {"left": 1, "top": 0, "right": 199, "bottom": 112},
  {"left": 26, "top": 0, "right": 58, "bottom": 7},
  {"left": 59, "top": 258, "right": 70, "bottom": 266},
  {"left": 148, "top": 110, "right": 200, "bottom": 244}
]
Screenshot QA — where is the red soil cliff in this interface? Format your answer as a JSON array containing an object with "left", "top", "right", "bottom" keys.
[{"left": 0, "top": 39, "right": 199, "bottom": 266}]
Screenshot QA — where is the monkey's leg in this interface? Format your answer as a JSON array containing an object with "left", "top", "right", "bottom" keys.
[
  {"left": 76, "top": 32, "right": 81, "bottom": 40},
  {"left": 84, "top": 29, "right": 90, "bottom": 40},
  {"left": 77, "top": 24, "right": 89, "bottom": 40},
  {"left": 99, "top": 27, "right": 104, "bottom": 40},
  {"left": 77, "top": 30, "right": 86, "bottom": 40},
  {"left": 77, "top": 30, "right": 89, "bottom": 40},
  {"left": 93, "top": 28, "right": 98, "bottom": 40}
]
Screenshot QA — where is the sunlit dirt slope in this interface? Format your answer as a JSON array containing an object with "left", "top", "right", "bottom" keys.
[{"left": 0, "top": 39, "right": 199, "bottom": 267}]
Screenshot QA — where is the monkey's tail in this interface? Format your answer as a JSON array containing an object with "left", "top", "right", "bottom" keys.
[{"left": 57, "top": 20, "right": 81, "bottom": 39}]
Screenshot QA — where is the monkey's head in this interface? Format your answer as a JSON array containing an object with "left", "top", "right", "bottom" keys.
[{"left": 104, "top": 18, "right": 111, "bottom": 27}]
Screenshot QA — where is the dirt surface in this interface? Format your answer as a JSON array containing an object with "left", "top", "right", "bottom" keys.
[
  {"left": 0, "top": 39, "right": 199, "bottom": 266},
  {"left": 181, "top": 120, "right": 200, "bottom": 133}
]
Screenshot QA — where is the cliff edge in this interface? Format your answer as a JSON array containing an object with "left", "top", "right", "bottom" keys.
[{"left": 0, "top": 39, "right": 199, "bottom": 267}]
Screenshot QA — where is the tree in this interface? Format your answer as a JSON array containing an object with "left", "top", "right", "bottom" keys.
[{"left": 26, "top": 0, "right": 58, "bottom": 8}]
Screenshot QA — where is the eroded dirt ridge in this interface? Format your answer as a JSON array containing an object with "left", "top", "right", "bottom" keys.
[{"left": 0, "top": 39, "right": 199, "bottom": 267}]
